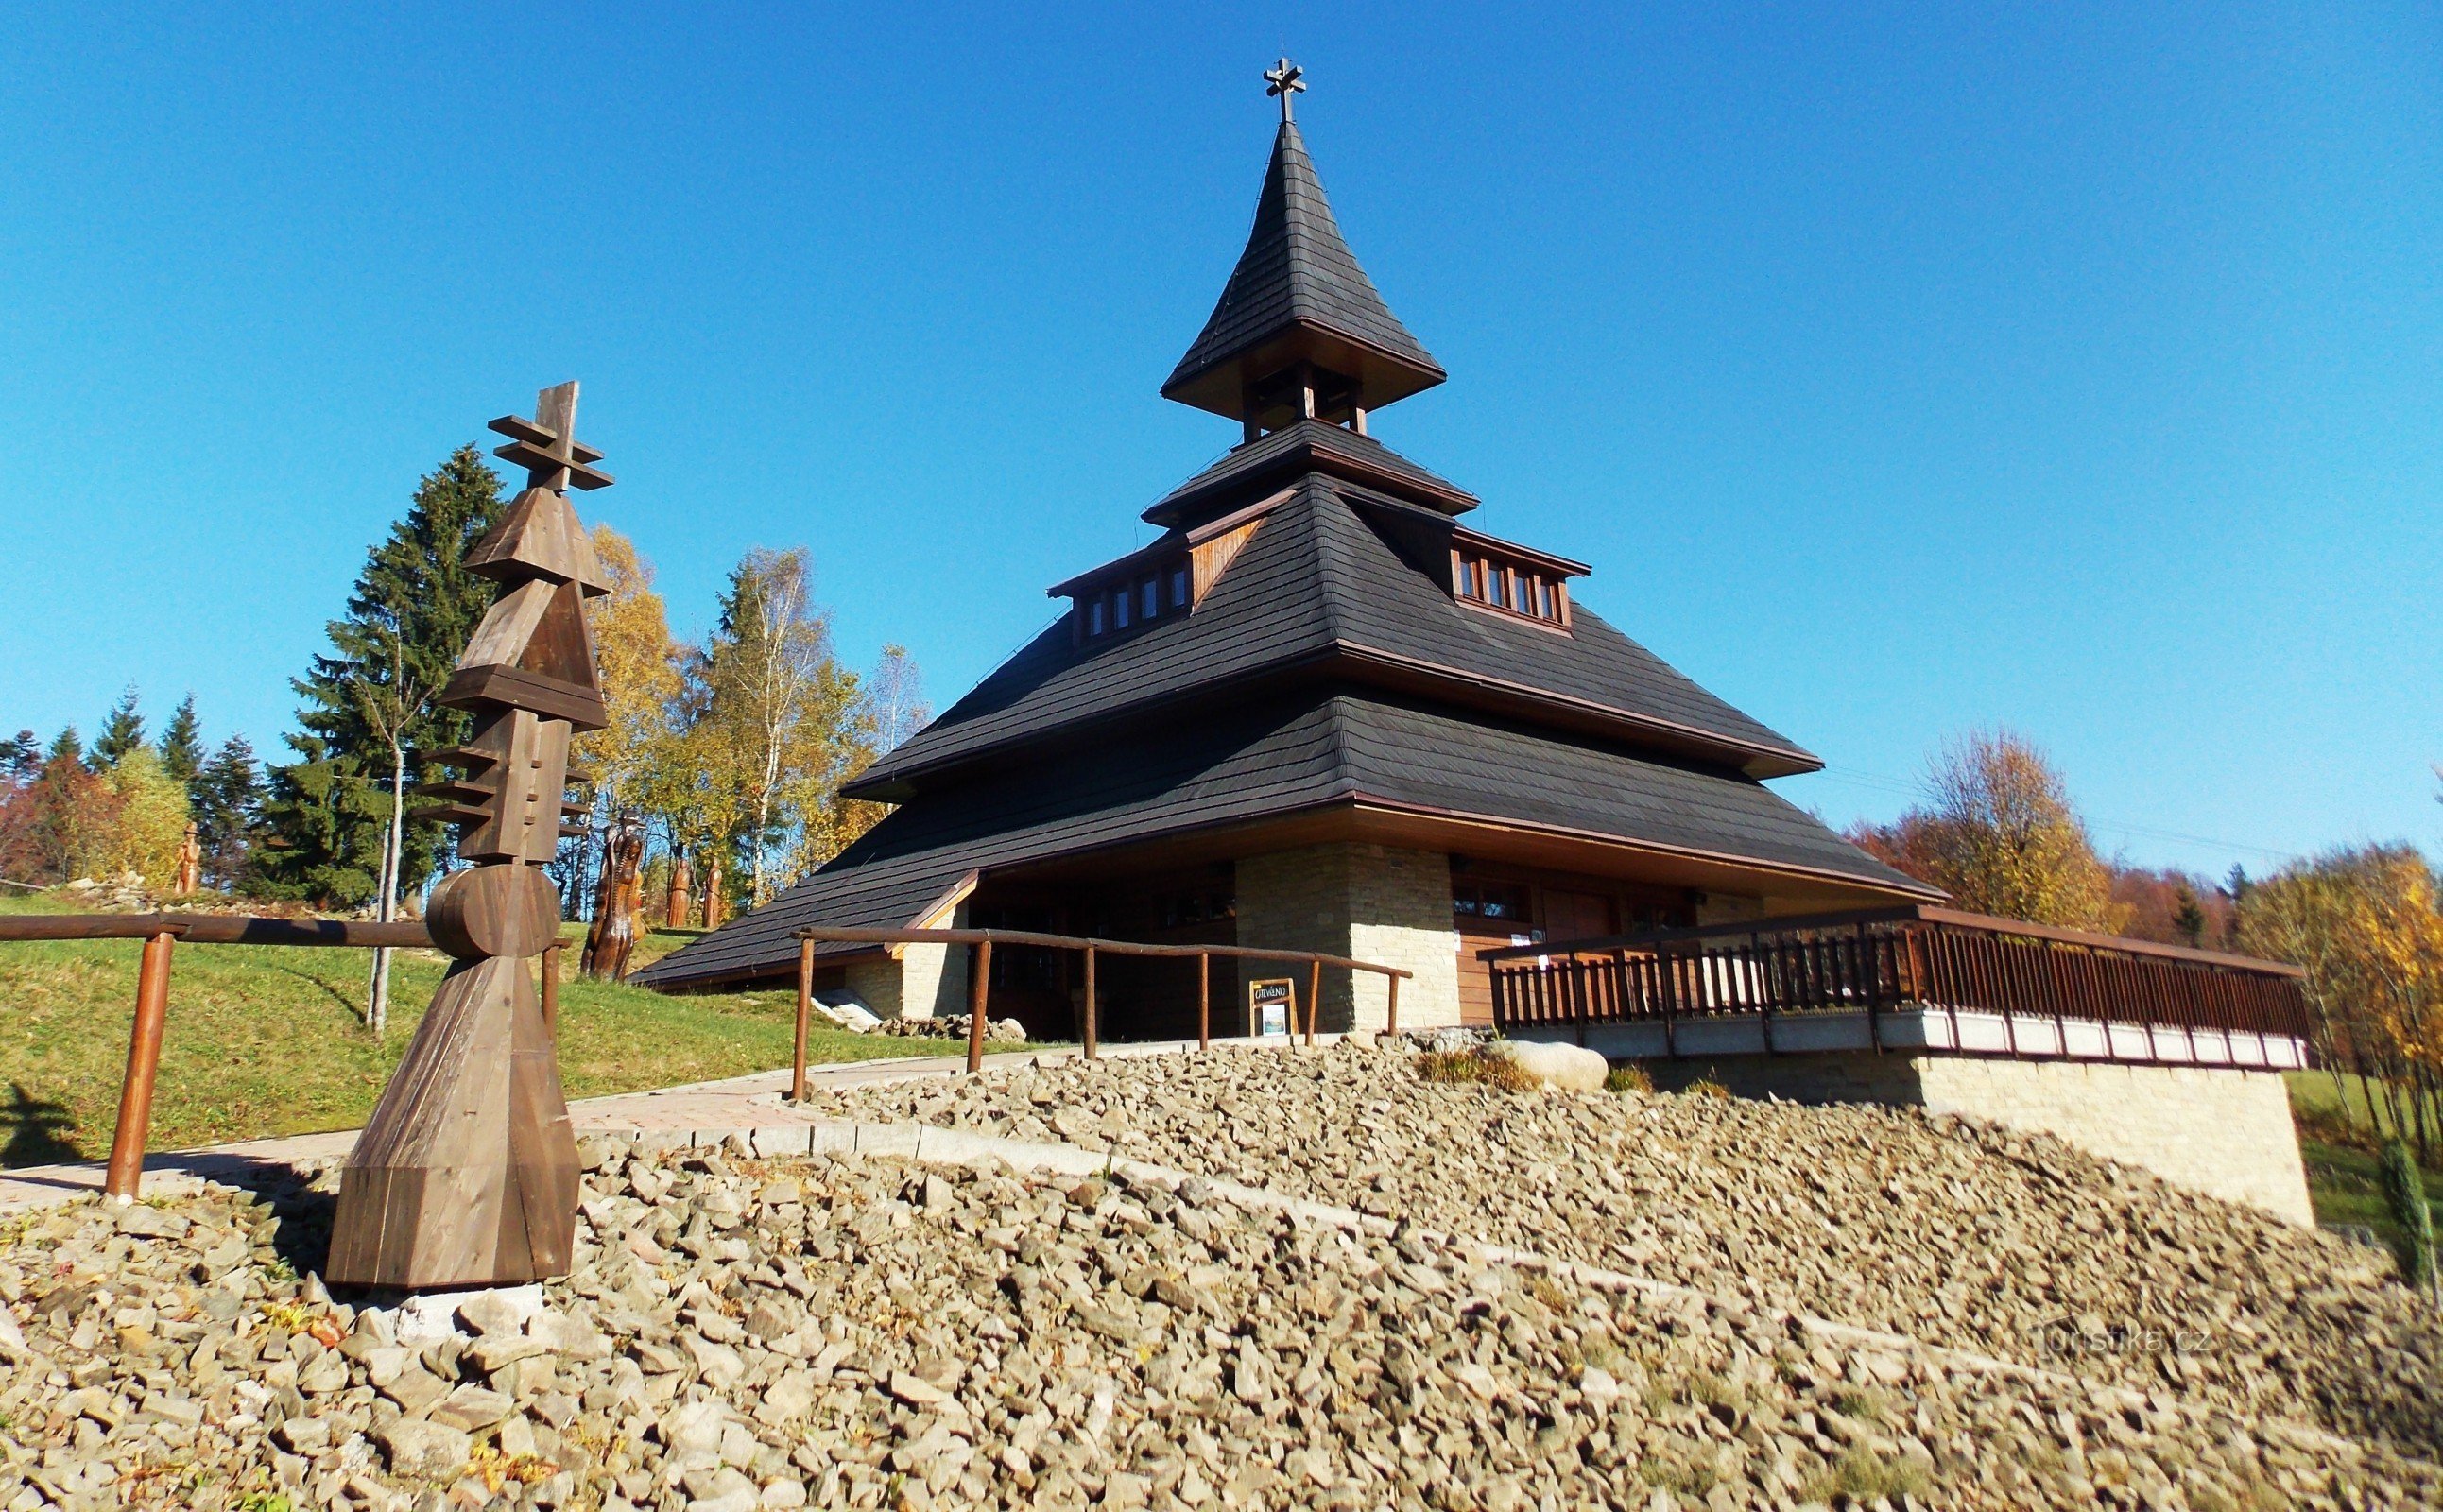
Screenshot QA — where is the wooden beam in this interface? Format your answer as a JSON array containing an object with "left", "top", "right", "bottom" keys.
[
  {"left": 967, "top": 940, "right": 992, "bottom": 1074},
  {"left": 793, "top": 938, "right": 815, "bottom": 1102},
  {"left": 103, "top": 931, "right": 175, "bottom": 1201},
  {"left": 0, "top": 914, "right": 433, "bottom": 947}
]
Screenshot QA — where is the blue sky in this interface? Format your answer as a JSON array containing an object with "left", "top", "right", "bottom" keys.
[{"left": 2, "top": 5, "right": 2435, "bottom": 880}]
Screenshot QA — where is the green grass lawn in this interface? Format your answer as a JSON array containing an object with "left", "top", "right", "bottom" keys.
[
  {"left": 2287, "top": 1069, "right": 2443, "bottom": 1253},
  {"left": 0, "top": 893, "right": 990, "bottom": 1164}
]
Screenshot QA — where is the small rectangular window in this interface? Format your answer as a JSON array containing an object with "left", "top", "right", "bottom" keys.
[
  {"left": 1170, "top": 564, "right": 1190, "bottom": 609},
  {"left": 1141, "top": 577, "right": 1159, "bottom": 619},
  {"left": 1536, "top": 577, "right": 1555, "bottom": 619},
  {"left": 1088, "top": 598, "right": 1106, "bottom": 635},
  {"left": 1490, "top": 566, "right": 1511, "bottom": 610},
  {"left": 1113, "top": 589, "right": 1131, "bottom": 628}
]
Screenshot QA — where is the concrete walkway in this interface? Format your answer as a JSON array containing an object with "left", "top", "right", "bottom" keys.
[{"left": 0, "top": 1035, "right": 1317, "bottom": 1211}]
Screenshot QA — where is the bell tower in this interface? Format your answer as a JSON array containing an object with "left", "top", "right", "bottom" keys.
[{"left": 1161, "top": 60, "right": 1446, "bottom": 443}]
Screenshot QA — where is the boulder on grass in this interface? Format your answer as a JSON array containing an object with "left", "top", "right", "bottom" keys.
[{"left": 1490, "top": 1040, "right": 1609, "bottom": 1093}]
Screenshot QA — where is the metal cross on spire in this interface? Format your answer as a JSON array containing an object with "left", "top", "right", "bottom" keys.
[{"left": 1264, "top": 58, "right": 1305, "bottom": 122}]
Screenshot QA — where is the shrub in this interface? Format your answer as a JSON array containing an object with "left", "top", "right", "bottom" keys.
[
  {"left": 2380, "top": 1137, "right": 2435, "bottom": 1295},
  {"left": 1606, "top": 1064, "right": 1654, "bottom": 1095},
  {"left": 1415, "top": 1047, "right": 1539, "bottom": 1091},
  {"left": 1682, "top": 1077, "right": 1731, "bottom": 1101},
  {"left": 1802, "top": 1446, "right": 1933, "bottom": 1503}
]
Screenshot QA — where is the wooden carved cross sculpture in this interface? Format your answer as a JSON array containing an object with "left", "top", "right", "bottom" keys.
[{"left": 328, "top": 381, "right": 611, "bottom": 1288}]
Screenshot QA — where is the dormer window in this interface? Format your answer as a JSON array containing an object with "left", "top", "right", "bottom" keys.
[
  {"left": 1073, "top": 552, "right": 1197, "bottom": 641},
  {"left": 1449, "top": 527, "right": 1585, "bottom": 629}
]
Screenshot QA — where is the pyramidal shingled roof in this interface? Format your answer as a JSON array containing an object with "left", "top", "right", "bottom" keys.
[{"left": 1162, "top": 120, "right": 1444, "bottom": 413}]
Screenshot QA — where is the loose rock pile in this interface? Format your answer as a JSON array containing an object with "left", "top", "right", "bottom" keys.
[
  {"left": 804, "top": 1040, "right": 2443, "bottom": 1461},
  {"left": 871, "top": 1015, "right": 1028, "bottom": 1045},
  {"left": 7, "top": 1143, "right": 2438, "bottom": 1510}
]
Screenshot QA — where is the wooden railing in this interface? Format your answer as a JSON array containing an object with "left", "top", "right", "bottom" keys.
[
  {"left": 790, "top": 925, "right": 1414, "bottom": 1087},
  {"left": 1483, "top": 904, "right": 2312, "bottom": 1060},
  {"left": 0, "top": 912, "right": 555, "bottom": 1201}
]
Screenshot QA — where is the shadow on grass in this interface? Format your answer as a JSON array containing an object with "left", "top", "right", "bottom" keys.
[
  {"left": 3, "top": 1082, "right": 81, "bottom": 1165},
  {"left": 272, "top": 960, "right": 374, "bottom": 1022}
]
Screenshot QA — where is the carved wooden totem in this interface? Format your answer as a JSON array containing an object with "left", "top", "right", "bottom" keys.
[{"left": 327, "top": 381, "right": 611, "bottom": 1289}]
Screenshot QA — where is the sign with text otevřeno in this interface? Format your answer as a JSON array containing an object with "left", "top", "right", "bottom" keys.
[{"left": 1248, "top": 978, "right": 1294, "bottom": 1038}]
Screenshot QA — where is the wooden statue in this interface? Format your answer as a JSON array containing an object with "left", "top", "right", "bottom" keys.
[
  {"left": 173, "top": 822, "right": 202, "bottom": 895},
  {"left": 582, "top": 814, "right": 645, "bottom": 981},
  {"left": 666, "top": 852, "right": 694, "bottom": 931},
  {"left": 327, "top": 381, "right": 611, "bottom": 1289}
]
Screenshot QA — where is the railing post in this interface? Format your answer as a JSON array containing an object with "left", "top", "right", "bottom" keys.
[
  {"left": 1198, "top": 951, "right": 1211, "bottom": 1051},
  {"left": 1660, "top": 948, "right": 1678, "bottom": 1059},
  {"left": 540, "top": 941, "right": 561, "bottom": 1040},
  {"left": 1574, "top": 960, "right": 1590, "bottom": 1047},
  {"left": 1858, "top": 924, "right": 1882, "bottom": 1054},
  {"left": 792, "top": 938, "right": 814, "bottom": 1102},
  {"left": 1385, "top": 970, "right": 1399, "bottom": 1037},
  {"left": 966, "top": 940, "right": 992, "bottom": 1074},
  {"left": 1307, "top": 958, "right": 1321, "bottom": 1047},
  {"left": 104, "top": 929, "right": 177, "bottom": 1202},
  {"left": 1082, "top": 946, "right": 1097, "bottom": 1060}
]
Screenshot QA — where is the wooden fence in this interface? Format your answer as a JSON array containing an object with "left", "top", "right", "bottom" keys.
[
  {"left": 790, "top": 925, "right": 1415, "bottom": 1088},
  {"left": 1483, "top": 904, "right": 2312, "bottom": 1060},
  {"left": 0, "top": 913, "right": 573, "bottom": 1201}
]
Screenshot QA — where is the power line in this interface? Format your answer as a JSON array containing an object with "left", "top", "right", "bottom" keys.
[{"left": 1798, "top": 765, "right": 2302, "bottom": 865}]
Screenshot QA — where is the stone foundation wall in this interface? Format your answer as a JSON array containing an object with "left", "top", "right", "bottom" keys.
[
  {"left": 842, "top": 907, "right": 969, "bottom": 1022},
  {"left": 1646, "top": 1053, "right": 2314, "bottom": 1226},
  {"left": 1234, "top": 843, "right": 1462, "bottom": 1033}
]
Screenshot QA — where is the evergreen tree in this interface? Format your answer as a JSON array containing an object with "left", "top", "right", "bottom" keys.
[
  {"left": 193, "top": 734, "right": 263, "bottom": 887},
  {"left": 92, "top": 687, "right": 145, "bottom": 769},
  {"left": 0, "top": 731, "right": 35, "bottom": 781},
  {"left": 253, "top": 446, "right": 506, "bottom": 905},
  {"left": 159, "top": 695, "right": 205, "bottom": 784},
  {"left": 46, "top": 727, "right": 83, "bottom": 767},
  {"left": 2171, "top": 883, "right": 2208, "bottom": 947}
]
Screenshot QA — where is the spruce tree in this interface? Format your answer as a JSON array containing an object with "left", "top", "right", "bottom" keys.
[
  {"left": 0, "top": 731, "right": 35, "bottom": 780},
  {"left": 253, "top": 446, "right": 506, "bottom": 905},
  {"left": 193, "top": 734, "right": 263, "bottom": 887},
  {"left": 92, "top": 688, "right": 145, "bottom": 769},
  {"left": 46, "top": 727, "right": 83, "bottom": 767},
  {"left": 159, "top": 695, "right": 205, "bottom": 785}
]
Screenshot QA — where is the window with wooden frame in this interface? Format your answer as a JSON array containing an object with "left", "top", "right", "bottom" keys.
[
  {"left": 1075, "top": 554, "right": 1196, "bottom": 641},
  {"left": 1447, "top": 529, "right": 1584, "bottom": 629}
]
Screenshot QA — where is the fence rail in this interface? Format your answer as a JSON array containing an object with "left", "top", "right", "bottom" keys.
[
  {"left": 1485, "top": 904, "right": 2312, "bottom": 1060},
  {"left": 790, "top": 925, "right": 1414, "bottom": 1087},
  {"left": 0, "top": 912, "right": 567, "bottom": 1201}
]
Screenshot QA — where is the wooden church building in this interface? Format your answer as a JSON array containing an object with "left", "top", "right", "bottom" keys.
[{"left": 635, "top": 83, "right": 1941, "bottom": 1036}]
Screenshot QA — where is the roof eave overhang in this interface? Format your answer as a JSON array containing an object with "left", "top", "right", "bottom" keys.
[
  {"left": 842, "top": 642, "right": 1820, "bottom": 804},
  {"left": 938, "top": 795, "right": 1937, "bottom": 910},
  {"left": 1144, "top": 434, "right": 1477, "bottom": 529},
  {"left": 1162, "top": 319, "right": 1446, "bottom": 421}
]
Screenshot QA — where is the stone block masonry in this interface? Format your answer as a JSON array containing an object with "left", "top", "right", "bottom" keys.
[
  {"left": 1645, "top": 1053, "right": 2314, "bottom": 1226},
  {"left": 846, "top": 940, "right": 967, "bottom": 1022},
  {"left": 1234, "top": 842, "right": 1463, "bottom": 1033}
]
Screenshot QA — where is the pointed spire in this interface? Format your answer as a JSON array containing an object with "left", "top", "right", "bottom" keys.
[{"left": 1162, "top": 66, "right": 1444, "bottom": 427}]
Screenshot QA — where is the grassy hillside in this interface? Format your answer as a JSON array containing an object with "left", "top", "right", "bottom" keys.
[
  {"left": 2288, "top": 1069, "right": 2443, "bottom": 1253},
  {"left": 0, "top": 894, "right": 947, "bottom": 1164}
]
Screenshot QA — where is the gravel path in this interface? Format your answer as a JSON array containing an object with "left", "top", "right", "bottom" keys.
[{"left": 801, "top": 1040, "right": 2443, "bottom": 1461}]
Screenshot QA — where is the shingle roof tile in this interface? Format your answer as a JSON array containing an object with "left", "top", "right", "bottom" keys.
[{"left": 636, "top": 692, "right": 1926, "bottom": 989}]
